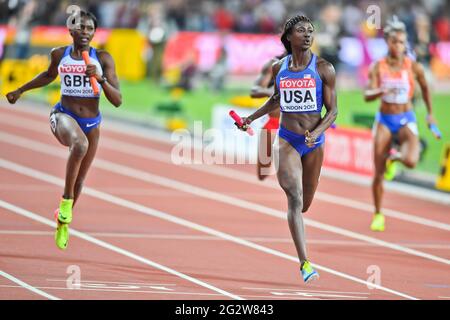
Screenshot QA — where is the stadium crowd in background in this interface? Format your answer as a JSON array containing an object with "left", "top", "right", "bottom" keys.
[
  {"left": 1, "top": 0, "right": 449, "bottom": 63},
  {"left": 1, "top": 0, "right": 450, "bottom": 91}
]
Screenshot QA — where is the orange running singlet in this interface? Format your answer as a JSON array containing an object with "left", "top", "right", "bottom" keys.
[{"left": 378, "top": 57, "right": 415, "bottom": 104}]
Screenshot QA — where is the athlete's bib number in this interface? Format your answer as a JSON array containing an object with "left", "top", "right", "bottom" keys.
[
  {"left": 381, "top": 83, "right": 409, "bottom": 104},
  {"left": 59, "top": 62, "right": 99, "bottom": 97},
  {"left": 61, "top": 74, "right": 94, "bottom": 96},
  {"left": 381, "top": 71, "right": 410, "bottom": 104},
  {"left": 279, "top": 78, "right": 317, "bottom": 112}
]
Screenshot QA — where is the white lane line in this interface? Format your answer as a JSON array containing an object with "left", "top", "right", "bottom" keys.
[
  {"left": 0, "top": 160, "right": 418, "bottom": 300},
  {"left": 0, "top": 270, "right": 61, "bottom": 300},
  {"left": 0, "top": 285, "right": 220, "bottom": 297},
  {"left": 1, "top": 133, "right": 448, "bottom": 267},
  {"left": 0, "top": 282, "right": 366, "bottom": 299},
  {"left": 0, "top": 285, "right": 321, "bottom": 300},
  {"left": 1, "top": 113, "right": 448, "bottom": 231},
  {"left": 46, "top": 279, "right": 177, "bottom": 286},
  {"left": 2, "top": 230, "right": 450, "bottom": 250},
  {"left": 0, "top": 199, "right": 243, "bottom": 300},
  {"left": 0, "top": 286, "right": 213, "bottom": 297},
  {"left": 243, "top": 287, "right": 370, "bottom": 295}
]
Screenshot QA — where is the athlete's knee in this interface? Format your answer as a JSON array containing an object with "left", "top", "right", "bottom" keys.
[
  {"left": 373, "top": 173, "right": 384, "bottom": 185},
  {"left": 279, "top": 181, "right": 296, "bottom": 198},
  {"left": 289, "top": 196, "right": 302, "bottom": 209},
  {"left": 287, "top": 197, "right": 303, "bottom": 219},
  {"left": 70, "top": 138, "right": 89, "bottom": 158},
  {"left": 402, "top": 156, "right": 417, "bottom": 169},
  {"left": 285, "top": 191, "right": 303, "bottom": 211}
]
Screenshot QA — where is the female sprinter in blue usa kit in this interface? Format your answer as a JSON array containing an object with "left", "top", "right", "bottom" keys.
[
  {"left": 6, "top": 10, "right": 122, "bottom": 250},
  {"left": 237, "top": 15, "right": 337, "bottom": 283}
]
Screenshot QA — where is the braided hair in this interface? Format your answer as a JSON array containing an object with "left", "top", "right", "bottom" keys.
[{"left": 281, "top": 15, "right": 314, "bottom": 54}]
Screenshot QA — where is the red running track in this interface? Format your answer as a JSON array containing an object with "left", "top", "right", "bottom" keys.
[{"left": 0, "top": 102, "right": 449, "bottom": 300}]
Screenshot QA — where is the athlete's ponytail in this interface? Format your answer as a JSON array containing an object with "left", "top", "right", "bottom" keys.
[{"left": 383, "top": 15, "right": 406, "bottom": 39}]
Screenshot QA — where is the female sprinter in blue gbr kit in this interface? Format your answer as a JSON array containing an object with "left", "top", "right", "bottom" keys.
[
  {"left": 237, "top": 15, "right": 337, "bottom": 283},
  {"left": 6, "top": 10, "right": 122, "bottom": 250}
]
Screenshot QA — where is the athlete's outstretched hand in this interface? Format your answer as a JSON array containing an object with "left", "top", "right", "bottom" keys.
[
  {"left": 235, "top": 117, "right": 252, "bottom": 132},
  {"left": 305, "top": 130, "right": 319, "bottom": 148},
  {"left": 427, "top": 114, "right": 441, "bottom": 140},
  {"left": 426, "top": 114, "right": 437, "bottom": 126},
  {"left": 6, "top": 89, "right": 22, "bottom": 104}
]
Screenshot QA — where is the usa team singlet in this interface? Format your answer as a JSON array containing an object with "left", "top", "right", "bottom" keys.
[
  {"left": 275, "top": 54, "right": 323, "bottom": 114},
  {"left": 275, "top": 53, "right": 326, "bottom": 157}
]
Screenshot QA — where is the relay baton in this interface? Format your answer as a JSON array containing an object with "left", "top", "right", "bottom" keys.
[
  {"left": 81, "top": 51, "right": 100, "bottom": 96},
  {"left": 429, "top": 123, "right": 442, "bottom": 139},
  {"left": 229, "top": 110, "right": 254, "bottom": 136}
]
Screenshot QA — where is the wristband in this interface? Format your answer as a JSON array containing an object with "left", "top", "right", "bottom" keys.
[{"left": 97, "top": 76, "right": 107, "bottom": 84}]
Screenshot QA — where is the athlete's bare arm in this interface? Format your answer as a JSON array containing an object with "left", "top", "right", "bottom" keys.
[
  {"left": 305, "top": 58, "right": 338, "bottom": 146},
  {"left": 6, "top": 47, "right": 65, "bottom": 104},
  {"left": 364, "top": 61, "right": 385, "bottom": 102},
  {"left": 91, "top": 50, "right": 122, "bottom": 107},
  {"left": 412, "top": 61, "right": 435, "bottom": 123},
  {"left": 250, "top": 58, "right": 277, "bottom": 98},
  {"left": 243, "top": 60, "right": 283, "bottom": 125}
]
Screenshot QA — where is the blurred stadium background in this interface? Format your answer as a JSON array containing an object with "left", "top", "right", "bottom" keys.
[{"left": 0, "top": 0, "right": 449, "bottom": 190}]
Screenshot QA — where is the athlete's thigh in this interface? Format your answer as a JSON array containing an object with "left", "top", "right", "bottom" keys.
[
  {"left": 50, "top": 112, "right": 86, "bottom": 147},
  {"left": 274, "top": 135, "right": 303, "bottom": 195},
  {"left": 301, "top": 145, "right": 324, "bottom": 208},
  {"left": 397, "top": 124, "right": 420, "bottom": 161}
]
